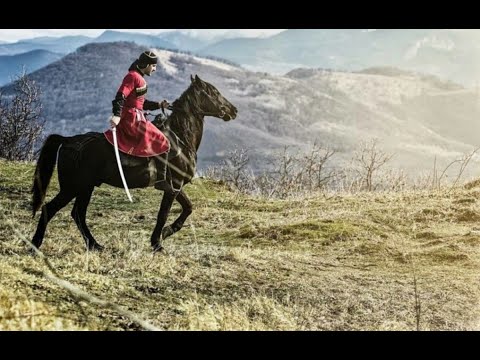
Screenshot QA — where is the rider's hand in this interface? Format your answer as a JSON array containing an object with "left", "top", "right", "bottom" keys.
[
  {"left": 109, "top": 115, "right": 120, "bottom": 128},
  {"left": 159, "top": 100, "right": 170, "bottom": 110}
]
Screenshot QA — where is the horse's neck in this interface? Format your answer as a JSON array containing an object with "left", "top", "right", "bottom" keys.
[{"left": 168, "top": 110, "right": 204, "bottom": 153}]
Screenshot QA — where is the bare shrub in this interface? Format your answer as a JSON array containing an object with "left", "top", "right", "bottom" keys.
[
  {"left": 0, "top": 70, "right": 45, "bottom": 161},
  {"left": 269, "top": 146, "right": 302, "bottom": 198},
  {"left": 376, "top": 168, "right": 409, "bottom": 192},
  {"left": 352, "top": 138, "right": 394, "bottom": 191},
  {"left": 207, "top": 143, "right": 337, "bottom": 199},
  {"left": 204, "top": 139, "right": 480, "bottom": 197},
  {"left": 302, "top": 141, "right": 336, "bottom": 191},
  {"left": 431, "top": 147, "right": 480, "bottom": 193},
  {"left": 220, "top": 147, "right": 251, "bottom": 192}
]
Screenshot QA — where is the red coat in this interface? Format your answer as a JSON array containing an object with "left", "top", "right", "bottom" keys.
[{"left": 104, "top": 70, "right": 170, "bottom": 157}]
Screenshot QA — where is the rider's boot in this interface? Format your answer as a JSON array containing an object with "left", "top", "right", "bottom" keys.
[{"left": 154, "top": 153, "right": 171, "bottom": 191}]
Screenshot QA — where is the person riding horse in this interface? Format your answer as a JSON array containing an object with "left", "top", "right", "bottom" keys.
[
  {"left": 104, "top": 50, "right": 171, "bottom": 191},
  {"left": 31, "top": 74, "right": 238, "bottom": 253}
]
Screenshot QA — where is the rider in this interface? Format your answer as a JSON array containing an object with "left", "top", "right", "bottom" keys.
[{"left": 104, "top": 50, "right": 171, "bottom": 191}]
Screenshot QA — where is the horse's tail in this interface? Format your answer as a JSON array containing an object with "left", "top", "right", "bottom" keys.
[{"left": 31, "top": 134, "right": 65, "bottom": 217}]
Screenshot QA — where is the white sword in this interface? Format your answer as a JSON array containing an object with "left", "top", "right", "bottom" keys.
[{"left": 112, "top": 127, "right": 133, "bottom": 202}]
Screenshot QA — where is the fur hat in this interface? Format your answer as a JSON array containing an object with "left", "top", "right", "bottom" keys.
[{"left": 138, "top": 51, "right": 158, "bottom": 66}]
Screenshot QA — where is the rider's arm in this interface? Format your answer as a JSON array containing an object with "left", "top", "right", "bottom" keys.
[
  {"left": 143, "top": 99, "right": 162, "bottom": 111},
  {"left": 144, "top": 99, "right": 170, "bottom": 111},
  {"left": 112, "top": 73, "right": 136, "bottom": 116},
  {"left": 112, "top": 92, "right": 126, "bottom": 117}
]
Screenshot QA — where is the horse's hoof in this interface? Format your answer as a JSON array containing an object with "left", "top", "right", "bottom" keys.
[
  {"left": 152, "top": 243, "right": 164, "bottom": 253},
  {"left": 88, "top": 243, "right": 104, "bottom": 252}
]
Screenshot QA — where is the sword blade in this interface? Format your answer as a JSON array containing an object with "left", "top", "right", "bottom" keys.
[{"left": 112, "top": 127, "right": 133, "bottom": 202}]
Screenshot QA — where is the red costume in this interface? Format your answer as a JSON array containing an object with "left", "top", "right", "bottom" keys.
[{"left": 104, "top": 68, "right": 170, "bottom": 157}]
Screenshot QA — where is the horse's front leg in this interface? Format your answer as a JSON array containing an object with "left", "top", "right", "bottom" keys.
[
  {"left": 162, "top": 189, "right": 192, "bottom": 241},
  {"left": 151, "top": 191, "right": 177, "bottom": 252}
]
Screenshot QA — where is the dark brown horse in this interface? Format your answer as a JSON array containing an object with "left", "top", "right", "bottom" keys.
[{"left": 31, "top": 75, "right": 237, "bottom": 252}]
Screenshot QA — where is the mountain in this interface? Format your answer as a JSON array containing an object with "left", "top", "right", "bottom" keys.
[
  {"left": 0, "top": 31, "right": 192, "bottom": 84},
  {"left": 24, "top": 35, "right": 93, "bottom": 46},
  {"left": 0, "top": 49, "right": 63, "bottom": 86},
  {"left": 9, "top": 29, "right": 480, "bottom": 89},
  {"left": 0, "top": 35, "right": 92, "bottom": 56},
  {"left": 3, "top": 41, "right": 480, "bottom": 175},
  {"left": 199, "top": 29, "right": 480, "bottom": 87},
  {"left": 157, "top": 31, "right": 211, "bottom": 51},
  {"left": 0, "top": 30, "right": 213, "bottom": 58},
  {"left": 93, "top": 30, "right": 175, "bottom": 49}
]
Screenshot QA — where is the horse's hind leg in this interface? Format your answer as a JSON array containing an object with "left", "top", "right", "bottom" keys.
[
  {"left": 71, "top": 188, "right": 103, "bottom": 251},
  {"left": 162, "top": 189, "right": 192, "bottom": 241},
  {"left": 32, "top": 190, "right": 75, "bottom": 249}
]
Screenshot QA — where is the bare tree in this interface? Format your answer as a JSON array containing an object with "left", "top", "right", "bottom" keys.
[
  {"left": 0, "top": 70, "right": 45, "bottom": 161},
  {"left": 352, "top": 138, "right": 394, "bottom": 191},
  {"left": 221, "top": 147, "right": 250, "bottom": 190}
]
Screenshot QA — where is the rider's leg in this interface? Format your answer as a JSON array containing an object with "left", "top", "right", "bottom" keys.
[{"left": 154, "top": 153, "right": 171, "bottom": 191}]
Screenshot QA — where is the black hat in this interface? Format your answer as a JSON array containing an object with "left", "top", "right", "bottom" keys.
[{"left": 138, "top": 51, "right": 158, "bottom": 65}]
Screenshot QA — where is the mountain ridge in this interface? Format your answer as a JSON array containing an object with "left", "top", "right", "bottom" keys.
[
  {"left": 0, "top": 49, "right": 63, "bottom": 85},
  {"left": 3, "top": 29, "right": 480, "bottom": 88}
]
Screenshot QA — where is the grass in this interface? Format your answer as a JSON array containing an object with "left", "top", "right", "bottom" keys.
[{"left": 1, "top": 159, "right": 480, "bottom": 330}]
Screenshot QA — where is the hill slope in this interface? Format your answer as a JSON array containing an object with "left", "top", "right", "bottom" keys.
[
  {"left": 0, "top": 31, "right": 191, "bottom": 86},
  {"left": 0, "top": 35, "right": 92, "bottom": 56},
  {"left": 3, "top": 41, "right": 480, "bottom": 175},
  {"left": 0, "top": 49, "right": 63, "bottom": 85},
  {"left": 1, "top": 160, "right": 480, "bottom": 330}
]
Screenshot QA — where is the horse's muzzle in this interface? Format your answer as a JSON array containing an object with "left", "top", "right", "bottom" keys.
[{"left": 221, "top": 105, "right": 237, "bottom": 121}]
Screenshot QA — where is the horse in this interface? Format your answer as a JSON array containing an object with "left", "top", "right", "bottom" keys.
[{"left": 31, "top": 74, "right": 238, "bottom": 252}]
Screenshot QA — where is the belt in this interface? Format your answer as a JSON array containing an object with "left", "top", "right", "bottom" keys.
[{"left": 123, "top": 107, "right": 144, "bottom": 121}]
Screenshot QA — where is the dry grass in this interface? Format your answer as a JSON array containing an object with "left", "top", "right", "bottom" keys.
[{"left": 1, "top": 159, "right": 480, "bottom": 330}]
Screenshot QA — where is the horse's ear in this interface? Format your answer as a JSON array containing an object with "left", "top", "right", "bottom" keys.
[
  {"left": 190, "top": 74, "right": 195, "bottom": 83},
  {"left": 195, "top": 74, "right": 201, "bottom": 82}
]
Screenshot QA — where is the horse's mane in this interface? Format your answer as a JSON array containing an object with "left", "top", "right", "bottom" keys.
[
  {"left": 153, "top": 81, "right": 201, "bottom": 130},
  {"left": 152, "top": 80, "right": 203, "bottom": 147},
  {"left": 170, "top": 80, "right": 205, "bottom": 113}
]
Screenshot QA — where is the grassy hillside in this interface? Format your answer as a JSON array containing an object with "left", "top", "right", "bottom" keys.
[{"left": 1, "top": 159, "right": 480, "bottom": 330}]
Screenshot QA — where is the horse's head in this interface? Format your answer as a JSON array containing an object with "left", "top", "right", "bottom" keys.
[{"left": 190, "top": 74, "right": 237, "bottom": 121}]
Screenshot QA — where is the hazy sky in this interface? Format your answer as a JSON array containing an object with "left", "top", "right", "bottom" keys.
[{"left": 0, "top": 29, "right": 286, "bottom": 43}]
